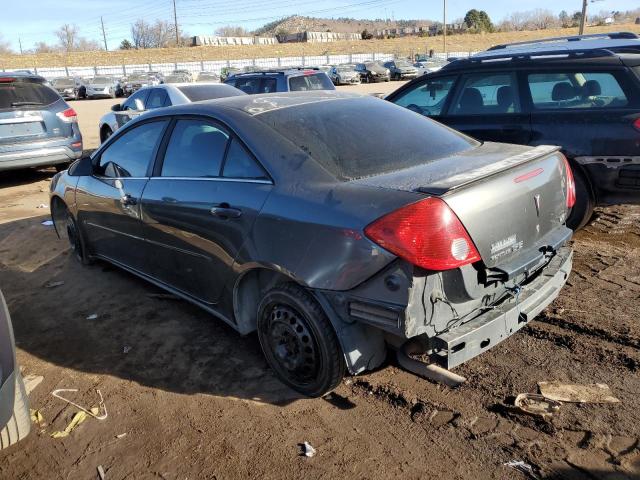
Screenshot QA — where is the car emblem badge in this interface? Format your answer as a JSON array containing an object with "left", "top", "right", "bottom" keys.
[{"left": 533, "top": 194, "right": 541, "bottom": 217}]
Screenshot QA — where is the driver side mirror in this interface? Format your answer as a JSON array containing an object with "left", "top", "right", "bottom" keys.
[
  {"left": 68, "top": 155, "right": 94, "bottom": 177},
  {"left": 111, "top": 103, "right": 123, "bottom": 112}
]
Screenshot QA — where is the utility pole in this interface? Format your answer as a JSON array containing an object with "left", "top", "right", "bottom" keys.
[
  {"left": 18, "top": 37, "right": 23, "bottom": 55},
  {"left": 173, "top": 0, "right": 180, "bottom": 46},
  {"left": 443, "top": 0, "right": 447, "bottom": 54},
  {"left": 100, "top": 16, "right": 108, "bottom": 51},
  {"left": 579, "top": 0, "right": 588, "bottom": 35}
]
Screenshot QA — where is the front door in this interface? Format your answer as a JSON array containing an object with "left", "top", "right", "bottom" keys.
[
  {"left": 76, "top": 119, "right": 168, "bottom": 271},
  {"left": 139, "top": 118, "right": 273, "bottom": 303}
]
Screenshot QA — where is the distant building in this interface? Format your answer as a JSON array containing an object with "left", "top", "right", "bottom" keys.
[
  {"left": 192, "top": 36, "right": 278, "bottom": 47},
  {"left": 277, "top": 31, "right": 362, "bottom": 43},
  {"left": 428, "top": 23, "right": 467, "bottom": 36}
]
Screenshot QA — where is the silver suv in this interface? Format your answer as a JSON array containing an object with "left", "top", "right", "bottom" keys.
[{"left": 0, "top": 73, "right": 83, "bottom": 171}]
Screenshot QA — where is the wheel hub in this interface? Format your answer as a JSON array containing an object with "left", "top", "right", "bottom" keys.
[{"left": 267, "top": 305, "right": 319, "bottom": 383}]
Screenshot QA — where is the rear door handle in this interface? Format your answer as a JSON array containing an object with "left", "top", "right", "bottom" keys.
[{"left": 210, "top": 205, "right": 242, "bottom": 219}]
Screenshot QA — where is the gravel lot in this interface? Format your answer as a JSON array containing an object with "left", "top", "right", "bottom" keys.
[{"left": 0, "top": 82, "right": 638, "bottom": 479}]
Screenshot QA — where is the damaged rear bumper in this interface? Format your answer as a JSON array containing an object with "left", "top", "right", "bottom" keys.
[{"left": 431, "top": 248, "right": 573, "bottom": 369}]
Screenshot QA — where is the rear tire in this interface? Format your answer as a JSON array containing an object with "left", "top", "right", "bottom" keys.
[
  {"left": 100, "top": 127, "right": 113, "bottom": 143},
  {"left": 566, "top": 168, "right": 595, "bottom": 231},
  {"left": 0, "top": 373, "right": 31, "bottom": 450},
  {"left": 257, "top": 283, "right": 345, "bottom": 397}
]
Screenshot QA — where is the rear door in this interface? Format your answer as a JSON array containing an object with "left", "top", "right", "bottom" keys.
[
  {"left": 140, "top": 117, "right": 272, "bottom": 303},
  {"left": 76, "top": 119, "right": 169, "bottom": 271},
  {"left": 442, "top": 71, "right": 532, "bottom": 145},
  {"left": 524, "top": 68, "right": 640, "bottom": 204}
]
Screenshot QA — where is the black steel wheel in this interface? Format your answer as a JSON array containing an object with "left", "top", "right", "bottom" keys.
[{"left": 257, "top": 283, "right": 345, "bottom": 397}]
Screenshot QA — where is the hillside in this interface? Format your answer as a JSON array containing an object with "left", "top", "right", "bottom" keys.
[
  {"left": 253, "top": 15, "right": 432, "bottom": 36},
  {"left": 1, "top": 23, "right": 638, "bottom": 69}
]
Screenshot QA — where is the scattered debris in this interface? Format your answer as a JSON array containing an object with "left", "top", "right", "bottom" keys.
[
  {"left": 44, "top": 280, "right": 65, "bottom": 289},
  {"left": 50, "top": 411, "right": 89, "bottom": 438},
  {"left": 36, "top": 204, "right": 47, "bottom": 209},
  {"left": 538, "top": 382, "right": 620, "bottom": 404},
  {"left": 97, "top": 465, "right": 106, "bottom": 480},
  {"left": 23, "top": 374, "right": 44, "bottom": 395},
  {"left": 147, "top": 293, "right": 180, "bottom": 301},
  {"left": 30, "top": 409, "right": 45, "bottom": 427},
  {"left": 504, "top": 460, "right": 539, "bottom": 480},
  {"left": 123, "top": 346, "right": 132, "bottom": 354},
  {"left": 51, "top": 389, "right": 108, "bottom": 421},
  {"left": 41, "top": 220, "right": 54, "bottom": 226},
  {"left": 514, "top": 393, "right": 561, "bottom": 419},
  {"left": 300, "top": 441, "right": 317, "bottom": 457},
  {"left": 86, "top": 313, "right": 99, "bottom": 320},
  {"left": 115, "top": 433, "right": 127, "bottom": 439}
]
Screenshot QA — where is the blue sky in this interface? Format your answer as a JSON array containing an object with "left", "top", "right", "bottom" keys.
[{"left": 1, "top": 0, "right": 634, "bottom": 51}]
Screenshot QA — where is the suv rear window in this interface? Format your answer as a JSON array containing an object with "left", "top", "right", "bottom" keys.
[
  {"left": 258, "top": 97, "right": 477, "bottom": 180},
  {"left": 288, "top": 73, "right": 334, "bottom": 92},
  {"left": 527, "top": 72, "right": 629, "bottom": 109},
  {"left": 0, "top": 80, "right": 60, "bottom": 109},
  {"left": 178, "top": 84, "right": 245, "bottom": 101}
]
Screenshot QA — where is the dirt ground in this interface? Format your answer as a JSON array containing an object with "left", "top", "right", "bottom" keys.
[{"left": 0, "top": 85, "right": 639, "bottom": 480}]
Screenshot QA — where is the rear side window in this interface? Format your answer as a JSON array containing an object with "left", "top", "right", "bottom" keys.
[
  {"left": 0, "top": 81, "right": 60, "bottom": 109},
  {"left": 288, "top": 73, "right": 334, "bottom": 92},
  {"left": 392, "top": 76, "right": 456, "bottom": 116},
  {"left": 222, "top": 138, "right": 267, "bottom": 179},
  {"left": 258, "top": 97, "right": 477, "bottom": 181},
  {"left": 234, "top": 77, "right": 261, "bottom": 94},
  {"left": 98, "top": 121, "right": 168, "bottom": 178},
  {"left": 450, "top": 72, "right": 520, "bottom": 115},
  {"left": 161, "top": 119, "right": 229, "bottom": 177},
  {"left": 123, "top": 90, "right": 149, "bottom": 111},
  {"left": 527, "top": 72, "right": 629, "bottom": 109}
]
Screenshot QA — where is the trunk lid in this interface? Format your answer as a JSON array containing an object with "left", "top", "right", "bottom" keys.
[{"left": 354, "top": 142, "right": 571, "bottom": 271}]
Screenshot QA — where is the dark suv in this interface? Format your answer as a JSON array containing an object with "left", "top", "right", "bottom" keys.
[
  {"left": 224, "top": 68, "right": 335, "bottom": 94},
  {"left": 386, "top": 32, "right": 640, "bottom": 229},
  {"left": 0, "top": 72, "right": 83, "bottom": 172}
]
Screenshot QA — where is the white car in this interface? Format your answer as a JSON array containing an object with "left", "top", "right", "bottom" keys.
[
  {"left": 413, "top": 60, "right": 447, "bottom": 76},
  {"left": 98, "top": 83, "right": 246, "bottom": 143}
]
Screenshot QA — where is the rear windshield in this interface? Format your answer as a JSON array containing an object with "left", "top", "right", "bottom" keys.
[
  {"left": 177, "top": 84, "right": 245, "bottom": 101},
  {"left": 288, "top": 73, "right": 335, "bottom": 92},
  {"left": 258, "top": 97, "right": 478, "bottom": 180},
  {"left": 0, "top": 81, "right": 60, "bottom": 109},
  {"left": 365, "top": 62, "right": 386, "bottom": 73}
]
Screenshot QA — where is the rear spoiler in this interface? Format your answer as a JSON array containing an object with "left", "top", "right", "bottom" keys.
[{"left": 418, "top": 145, "right": 561, "bottom": 196}]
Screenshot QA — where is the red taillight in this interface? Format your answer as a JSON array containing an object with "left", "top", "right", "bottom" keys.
[
  {"left": 633, "top": 118, "right": 640, "bottom": 132},
  {"left": 364, "top": 197, "right": 481, "bottom": 271},
  {"left": 56, "top": 107, "right": 77, "bottom": 123},
  {"left": 0, "top": 77, "right": 16, "bottom": 83},
  {"left": 562, "top": 156, "right": 576, "bottom": 209}
]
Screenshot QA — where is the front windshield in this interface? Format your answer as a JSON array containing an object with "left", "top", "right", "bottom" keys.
[
  {"left": 89, "top": 77, "right": 111, "bottom": 85},
  {"left": 129, "top": 74, "right": 149, "bottom": 81},
  {"left": 337, "top": 66, "right": 353, "bottom": 72},
  {"left": 53, "top": 78, "right": 74, "bottom": 87}
]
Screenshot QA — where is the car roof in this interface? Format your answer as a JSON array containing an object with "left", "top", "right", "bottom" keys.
[
  {"left": 230, "top": 68, "right": 323, "bottom": 77},
  {"left": 443, "top": 32, "right": 640, "bottom": 70},
  {"left": 144, "top": 91, "right": 361, "bottom": 117},
  {"left": 1, "top": 71, "right": 47, "bottom": 82}
]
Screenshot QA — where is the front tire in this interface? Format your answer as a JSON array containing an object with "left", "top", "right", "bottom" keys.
[
  {"left": 0, "top": 374, "right": 31, "bottom": 450},
  {"left": 257, "top": 283, "right": 345, "bottom": 397},
  {"left": 65, "top": 210, "right": 92, "bottom": 265},
  {"left": 566, "top": 168, "right": 595, "bottom": 231}
]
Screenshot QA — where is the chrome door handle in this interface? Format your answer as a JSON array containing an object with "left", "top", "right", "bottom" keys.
[
  {"left": 120, "top": 194, "right": 137, "bottom": 206},
  {"left": 210, "top": 206, "right": 242, "bottom": 219}
]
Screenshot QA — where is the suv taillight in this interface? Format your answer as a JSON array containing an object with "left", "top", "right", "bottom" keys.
[
  {"left": 56, "top": 107, "right": 77, "bottom": 123},
  {"left": 633, "top": 118, "right": 640, "bottom": 132},
  {"left": 562, "top": 155, "right": 576, "bottom": 209},
  {"left": 364, "top": 197, "right": 481, "bottom": 271}
]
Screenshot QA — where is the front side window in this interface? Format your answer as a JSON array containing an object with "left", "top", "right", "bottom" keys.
[
  {"left": 235, "top": 77, "right": 261, "bottom": 94},
  {"left": 146, "top": 89, "right": 168, "bottom": 109},
  {"left": 391, "top": 76, "right": 456, "bottom": 116},
  {"left": 222, "top": 139, "right": 267, "bottom": 179},
  {"left": 450, "top": 72, "right": 520, "bottom": 115},
  {"left": 527, "top": 72, "right": 629, "bottom": 109},
  {"left": 161, "top": 119, "right": 229, "bottom": 177},
  {"left": 97, "top": 121, "right": 167, "bottom": 178},
  {"left": 122, "top": 90, "right": 148, "bottom": 111}
]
